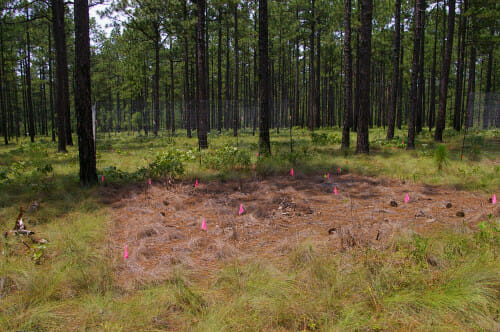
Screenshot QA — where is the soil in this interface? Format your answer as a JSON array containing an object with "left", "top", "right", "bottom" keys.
[{"left": 101, "top": 174, "right": 499, "bottom": 289}]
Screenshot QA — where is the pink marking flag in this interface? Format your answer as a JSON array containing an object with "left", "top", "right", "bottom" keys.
[
  {"left": 122, "top": 162, "right": 125, "bottom": 166},
  {"left": 405, "top": 193, "right": 410, "bottom": 203},
  {"left": 492, "top": 194, "right": 497, "bottom": 204},
  {"left": 195, "top": 179, "right": 199, "bottom": 187},
  {"left": 148, "top": 178, "right": 152, "bottom": 185},
  {"left": 334, "top": 186, "right": 338, "bottom": 196},
  {"left": 124, "top": 245, "right": 128, "bottom": 259},
  {"left": 290, "top": 168, "right": 294, "bottom": 176},
  {"left": 337, "top": 167, "right": 341, "bottom": 175},
  {"left": 201, "top": 218, "right": 207, "bottom": 231},
  {"left": 239, "top": 204, "right": 245, "bottom": 216},
  {"left": 101, "top": 175, "right": 105, "bottom": 183},
  {"left": 327, "top": 173, "right": 330, "bottom": 179}
]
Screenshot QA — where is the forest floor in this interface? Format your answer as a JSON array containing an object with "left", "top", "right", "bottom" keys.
[
  {"left": 1, "top": 128, "right": 499, "bottom": 330},
  {"left": 105, "top": 172, "right": 499, "bottom": 289}
]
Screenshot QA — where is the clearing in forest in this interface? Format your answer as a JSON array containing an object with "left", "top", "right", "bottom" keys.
[{"left": 104, "top": 173, "right": 499, "bottom": 289}]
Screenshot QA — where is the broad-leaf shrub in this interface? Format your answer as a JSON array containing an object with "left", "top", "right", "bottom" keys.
[
  {"left": 203, "top": 144, "right": 250, "bottom": 171},
  {"left": 148, "top": 150, "right": 185, "bottom": 179}
]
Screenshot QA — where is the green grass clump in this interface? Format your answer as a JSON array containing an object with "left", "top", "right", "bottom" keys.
[
  {"left": 196, "top": 223, "right": 500, "bottom": 331},
  {"left": 434, "top": 144, "right": 450, "bottom": 171},
  {"left": 0, "top": 127, "right": 498, "bottom": 330}
]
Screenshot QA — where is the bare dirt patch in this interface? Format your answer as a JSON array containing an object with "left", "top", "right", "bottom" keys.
[{"left": 102, "top": 174, "right": 499, "bottom": 289}]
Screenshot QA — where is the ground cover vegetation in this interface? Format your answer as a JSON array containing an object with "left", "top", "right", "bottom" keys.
[
  {"left": 0, "top": 0, "right": 498, "bottom": 330},
  {"left": 0, "top": 129, "right": 499, "bottom": 330}
]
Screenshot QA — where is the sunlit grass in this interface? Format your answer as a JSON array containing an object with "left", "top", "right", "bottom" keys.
[{"left": 0, "top": 127, "right": 498, "bottom": 330}]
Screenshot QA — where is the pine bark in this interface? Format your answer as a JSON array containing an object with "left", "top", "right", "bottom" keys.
[
  {"left": 52, "top": 0, "right": 68, "bottom": 151},
  {"left": 217, "top": 10, "right": 223, "bottom": 133},
  {"left": 356, "top": 0, "right": 373, "bottom": 154},
  {"left": 258, "top": 0, "right": 270, "bottom": 155},
  {"left": 408, "top": 0, "right": 423, "bottom": 149},
  {"left": 386, "top": 0, "right": 401, "bottom": 139},
  {"left": 233, "top": 4, "right": 239, "bottom": 137},
  {"left": 0, "top": 22, "right": 7, "bottom": 145},
  {"left": 416, "top": 0, "right": 426, "bottom": 134},
  {"left": 74, "top": 0, "right": 97, "bottom": 186},
  {"left": 153, "top": 28, "right": 160, "bottom": 136},
  {"left": 25, "top": 9, "right": 35, "bottom": 143},
  {"left": 341, "top": 0, "right": 352, "bottom": 149},
  {"left": 428, "top": 4, "right": 439, "bottom": 131},
  {"left": 434, "top": 0, "right": 456, "bottom": 142},
  {"left": 195, "top": 0, "right": 208, "bottom": 149},
  {"left": 453, "top": 0, "right": 466, "bottom": 131},
  {"left": 308, "top": 0, "right": 316, "bottom": 131}
]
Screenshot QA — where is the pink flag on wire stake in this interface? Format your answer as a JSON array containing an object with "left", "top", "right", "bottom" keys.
[
  {"left": 239, "top": 204, "right": 244, "bottom": 216},
  {"left": 334, "top": 186, "right": 338, "bottom": 196},
  {"left": 124, "top": 245, "right": 128, "bottom": 259},
  {"left": 492, "top": 194, "right": 497, "bottom": 204},
  {"left": 327, "top": 173, "right": 330, "bottom": 179},
  {"left": 195, "top": 179, "right": 199, "bottom": 187},
  {"left": 405, "top": 193, "right": 410, "bottom": 203},
  {"left": 290, "top": 168, "right": 294, "bottom": 176},
  {"left": 148, "top": 178, "right": 152, "bottom": 185},
  {"left": 337, "top": 167, "right": 341, "bottom": 175},
  {"left": 101, "top": 175, "right": 104, "bottom": 183},
  {"left": 201, "top": 218, "right": 207, "bottom": 231}
]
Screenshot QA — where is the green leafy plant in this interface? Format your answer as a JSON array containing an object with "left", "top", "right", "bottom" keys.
[
  {"left": 148, "top": 150, "right": 185, "bottom": 179},
  {"left": 203, "top": 144, "right": 250, "bottom": 171}
]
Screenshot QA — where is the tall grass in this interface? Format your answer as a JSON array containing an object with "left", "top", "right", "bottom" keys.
[{"left": 0, "top": 128, "right": 498, "bottom": 330}]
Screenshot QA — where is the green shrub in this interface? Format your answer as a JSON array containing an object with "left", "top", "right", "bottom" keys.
[
  {"left": 148, "top": 150, "right": 185, "bottom": 179},
  {"left": 310, "top": 132, "right": 341, "bottom": 145},
  {"left": 311, "top": 133, "right": 329, "bottom": 145},
  {"left": 203, "top": 144, "right": 250, "bottom": 171}
]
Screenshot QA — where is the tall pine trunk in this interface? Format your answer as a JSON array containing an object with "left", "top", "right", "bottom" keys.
[
  {"left": 258, "top": 0, "right": 270, "bottom": 155},
  {"left": 308, "top": 0, "right": 315, "bottom": 131},
  {"left": 153, "top": 28, "right": 160, "bottom": 136},
  {"left": 217, "top": 10, "right": 223, "bottom": 133},
  {"left": 453, "top": 0, "right": 466, "bottom": 131},
  {"left": 25, "top": 9, "right": 35, "bottom": 143},
  {"left": 434, "top": 0, "right": 455, "bottom": 142},
  {"left": 0, "top": 22, "right": 7, "bottom": 145},
  {"left": 416, "top": 0, "right": 426, "bottom": 134},
  {"left": 196, "top": 0, "right": 208, "bottom": 149},
  {"left": 341, "top": 0, "right": 352, "bottom": 149},
  {"left": 386, "top": 0, "right": 401, "bottom": 139},
  {"left": 408, "top": 0, "right": 423, "bottom": 150},
  {"left": 52, "top": 0, "right": 68, "bottom": 151},
  {"left": 233, "top": 3, "right": 239, "bottom": 137},
  {"left": 428, "top": 3, "right": 439, "bottom": 131},
  {"left": 74, "top": 0, "right": 97, "bottom": 186},
  {"left": 183, "top": 0, "right": 191, "bottom": 138},
  {"left": 355, "top": 0, "right": 373, "bottom": 154}
]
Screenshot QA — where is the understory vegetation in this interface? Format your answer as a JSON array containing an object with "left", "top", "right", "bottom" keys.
[{"left": 0, "top": 127, "right": 499, "bottom": 330}]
